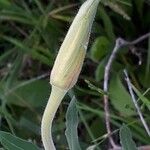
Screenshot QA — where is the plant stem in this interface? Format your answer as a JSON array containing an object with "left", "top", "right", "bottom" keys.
[{"left": 41, "top": 86, "right": 67, "bottom": 150}]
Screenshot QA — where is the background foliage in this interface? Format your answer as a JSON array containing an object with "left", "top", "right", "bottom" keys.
[{"left": 0, "top": 0, "right": 150, "bottom": 149}]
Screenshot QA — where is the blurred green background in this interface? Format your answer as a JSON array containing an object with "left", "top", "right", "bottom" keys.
[{"left": 0, "top": 0, "right": 150, "bottom": 149}]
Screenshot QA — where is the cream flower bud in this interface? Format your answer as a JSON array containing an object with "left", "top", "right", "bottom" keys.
[
  {"left": 50, "top": 0, "right": 100, "bottom": 90},
  {"left": 41, "top": 1, "right": 100, "bottom": 150}
]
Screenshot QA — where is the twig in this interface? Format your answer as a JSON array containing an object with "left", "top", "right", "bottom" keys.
[
  {"left": 122, "top": 32, "right": 150, "bottom": 46},
  {"left": 103, "top": 38, "right": 123, "bottom": 149},
  {"left": 103, "top": 32, "right": 150, "bottom": 148},
  {"left": 124, "top": 70, "right": 150, "bottom": 136}
]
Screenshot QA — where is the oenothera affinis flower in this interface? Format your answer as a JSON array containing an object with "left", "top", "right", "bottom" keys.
[{"left": 41, "top": 0, "right": 100, "bottom": 149}]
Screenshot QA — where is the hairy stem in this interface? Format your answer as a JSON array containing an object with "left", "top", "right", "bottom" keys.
[{"left": 41, "top": 86, "right": 67, "bottom": 150}]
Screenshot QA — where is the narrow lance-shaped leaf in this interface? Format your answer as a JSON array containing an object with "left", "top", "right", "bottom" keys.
[
  {"left": 120, "top": 125, "right": 138, "bottom": 150},
  {"left": 65, "top": 97, "right": 81, "bottom": 150},
  {"left": 0, "top": 131, "right": 40, "bottom": 150}
]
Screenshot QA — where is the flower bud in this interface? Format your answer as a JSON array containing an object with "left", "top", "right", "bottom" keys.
[{"left": 50, "top": 0, "right": 100, "bottom": 90}]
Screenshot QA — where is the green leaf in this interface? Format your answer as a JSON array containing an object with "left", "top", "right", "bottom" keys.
[
  {"left": 1, "top": 35, "right": 32, "bottom": 52},
  {"left": 19, "top": 118, "right": 40, "bottom": 135},
  {"left": 33, "top": 0, "right": 45, "bottom": 15},
  {"left": 131, "top": 85, "right": 150, "bottom": 111},
  {"left": 0, "top": 9, "right": 33, "bottom": 25},
  {"left": 103, "top": 1, "right": 131, "bottom": 20},
  {"left": 0, "top": 0, "right": 10, "bottom": 7},
  {"left": 134, "top": 0, "right": 144, "bottom": 16},
  {"left": 65, "top": 97, "right": 81, "bottom": 150},
  {"left": 6, "top": 52, "right": 23, "bottom": 88},
  {"left": 90, "top": 36, "right": 111, "bottom": 62},
  {"left": 109, "top": 73, "right": 135, "bottom": 116},
  {"left": 1, "top": 36, "right": 51, "bottom": 65},
  {"left": 120, "top": 125, "right": 138, "bottom": 150},
  {"left": 0, "top": 131, "right": 40, "bottom": 150},
  {"left": 0, "top": 49, "right": 13, "bottom": 64},
  {"left": 99, "top": 6, "right": 115, "bottom": 41},
  {"left": 4, "top": 79, "right": 50, "bottom": 107},
  {"left": 95, "top": 58, "right": 106, "bottom": 81},
  {"left": 145, "top": 37, "right": 150, "bottom": 84},
  {"left": 85, "top": 80, "right": 105, "bottom": 95}
]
